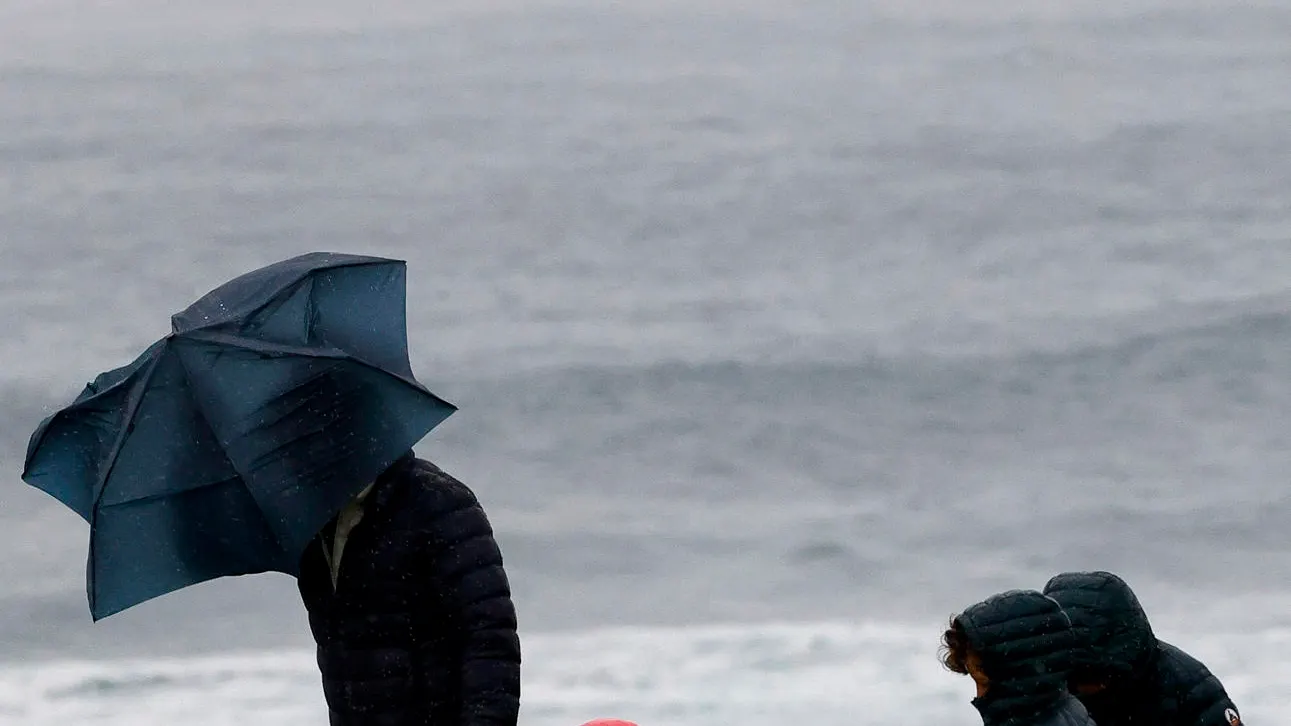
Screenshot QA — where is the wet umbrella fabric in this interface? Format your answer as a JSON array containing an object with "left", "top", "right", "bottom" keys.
[{"left": 21, "top": 252, "right": 456, "bottom": 620}]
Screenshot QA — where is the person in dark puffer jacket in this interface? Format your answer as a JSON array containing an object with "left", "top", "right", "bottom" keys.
[
  {"left": 941, "top": 589, "right": 1095, "bottom": 726},
  {"left": 1043, "top": 571, "right": 1241, "bottom": 726},
  {"left": 298, "top": 453, "right": 521, "bottom": 726}
]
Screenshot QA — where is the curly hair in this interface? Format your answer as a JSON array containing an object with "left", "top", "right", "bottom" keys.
[{"left": 939, "top": 615, "right": 972, "bottom": 674}]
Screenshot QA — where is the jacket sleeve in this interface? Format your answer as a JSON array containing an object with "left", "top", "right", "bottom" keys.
[
  {"left": 423, "top": 475, "right": 522, "bottom": 726},
  {"left": 1177, "top": 666, "right": 1240, "bottom": 726}
]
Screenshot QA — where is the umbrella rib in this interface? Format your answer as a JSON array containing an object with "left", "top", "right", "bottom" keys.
[
  {"left": 172, "top": 348, "right": 293, "bottom": 557},
  {"left": 305, "top": 274, "right": 319, "bottom": 345},
  {"left": 98, "top": 475, "right": 242, "bottom": 510},
  {"left": 347, "top": 356, "right": 457, "bottom": 415},
  {"left": 247, "top": 276, "right": 316, "bottom": 343},
  {"left": 23, "top": 343, "right": 164, "bottom": 486},
  {"left": 179, "top": 330, "right": 452, "bottom": 408},
  {"left": 86, "top": 349, "right": 166, "bottom": 615},
  {"left": 178, "top": 330, "right": 349, "bottom": 360}
]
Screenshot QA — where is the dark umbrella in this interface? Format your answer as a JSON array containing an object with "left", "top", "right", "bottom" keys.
[{"left": 21, "top": 252, "right": 456, "bottom": 620}]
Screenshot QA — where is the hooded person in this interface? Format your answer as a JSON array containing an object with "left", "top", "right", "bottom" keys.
[
  {"left": 941, "top": 589, "right": 1095, "bottom": 726},
  {"left": 1042, "top": 571, "right": 1241, "bottom": 726}
]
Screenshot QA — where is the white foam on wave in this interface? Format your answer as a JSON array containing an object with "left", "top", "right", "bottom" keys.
[{"left": 0, "top": 620, "right": 1285, "bottom": 726}]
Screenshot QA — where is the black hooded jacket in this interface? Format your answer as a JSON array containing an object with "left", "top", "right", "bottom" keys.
[
  {"left": 955, "top": 590, "right": 1096, "bottom": 726},
  {"left": 1043, "top": 571, "right": 1240, "bottom": 726},
  {"left": 298, "top": 455, "right": 521, "bottom": 726}
]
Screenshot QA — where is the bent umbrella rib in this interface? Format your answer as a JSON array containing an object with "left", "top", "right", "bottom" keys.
[
  {"left": 177, "top": 330, "right": 454, "bottom": 406},
  {"left": 86, "top": 349, "right": 166, "bottom": 616},
  {"left": 96, "top": 475, "right": 243, "bottom": 510},
  {"left": 168, "top": 344, "right": 296, "bottom": 556}
]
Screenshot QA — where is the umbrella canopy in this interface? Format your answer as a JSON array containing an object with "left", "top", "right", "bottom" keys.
[{"left": 22, "top": 252, "right": 456, "bottom": 620}]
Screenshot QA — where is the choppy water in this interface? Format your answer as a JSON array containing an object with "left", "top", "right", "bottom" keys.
[{"left": 2, "top": 1, "right": 1291, "bottom": 723}]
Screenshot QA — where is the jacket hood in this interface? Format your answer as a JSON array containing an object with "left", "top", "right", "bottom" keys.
[
  {"left": 956, "top": 589, "right": 1077, "bottom": 726},
  {"left": 1042, "top": 571, "right": 1156, "bottom": 683}
]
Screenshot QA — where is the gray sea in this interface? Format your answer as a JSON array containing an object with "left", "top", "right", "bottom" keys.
[{"left": 1, "top": 1, "right": 1290, "bottom": 723}]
